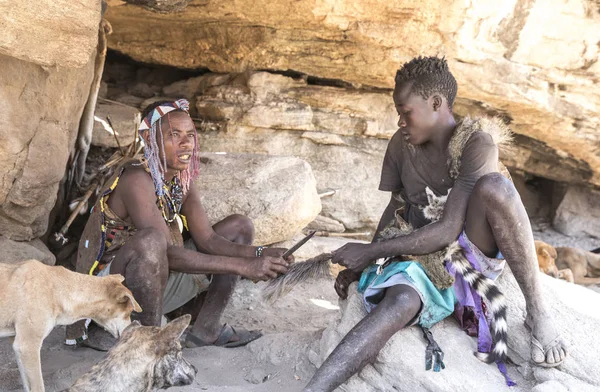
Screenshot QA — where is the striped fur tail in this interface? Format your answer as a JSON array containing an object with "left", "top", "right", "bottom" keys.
[
  {"left": 445, "top": 243, "right": 508, "bottom": 364},
  {"left": 262, "top": 253, "right": 333, "bottom": 303}
]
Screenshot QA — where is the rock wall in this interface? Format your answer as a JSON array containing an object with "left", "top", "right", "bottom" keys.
[
  {"left": 0, "top": 1, "right": 101, "bottom": 240},
  {"left": 105, "top": 0, "right": 600, "bottom": 188},
  {"left": 0, "top": 1, "right": 101, "bottom": 68},
  {"left": 163, "top": 71, "right": 394, "bottom": 231}
]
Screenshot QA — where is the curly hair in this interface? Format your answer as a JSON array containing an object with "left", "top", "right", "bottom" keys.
[{"left": 395, "top": 56, "right": 458, "bottom": 109}]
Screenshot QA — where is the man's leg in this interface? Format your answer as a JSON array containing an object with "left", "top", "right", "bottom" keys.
[
  {"left": 304, "top": 285, "right": 421, "bottom": 392},
  {"left": 189, "top": 214, "right": 254, "bottom": 344},
  {"left": 109, "top": 227, "right": 169, "bottom": 326},
  {"left": 465, "top": 172, "right": 567, "bottom": 366}
]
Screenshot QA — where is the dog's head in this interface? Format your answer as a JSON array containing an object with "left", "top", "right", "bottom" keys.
[
  {"left": 535, "top": 240, "right": 559, "bottom": 278},
  {"left": 93, "top": 274, "right": 142, "bottom": 338},
  {"left": 153, "top": 315, "right": 197, "bottom": 388},
  {"left": 117, "top": 314, "right": 196, "bottom": 388}
]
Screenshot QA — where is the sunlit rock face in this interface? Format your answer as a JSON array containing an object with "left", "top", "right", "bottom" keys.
[
  {"left": 0, "top": 0, "right": 101, "bottom": 240},
  {"left": 106, "top": 0, "right": 600, "bottom": 187}
]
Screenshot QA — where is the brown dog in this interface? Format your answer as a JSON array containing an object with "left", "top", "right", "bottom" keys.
[
  {"left": 66, "top": 315, "right": 196, "bottom": 392},
  {"left": 0, "top": 259, "right": 141, "bottom": 392},
  {"left": 534, "top": 240, "right": 574, "bottom": 283},
  {"left": 555, "top": 246, "right": 600, "bottom": 286},
  {"left": 535, "top": 240, "right": 560, "bottom": 278}
]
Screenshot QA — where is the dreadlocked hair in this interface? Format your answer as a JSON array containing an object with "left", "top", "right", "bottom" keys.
[
  {"left": 395, "top": 56, "right": 458, "bottom": 109},
  {"left": 140, "top": 100, "right": 200, "bottom": 196}
]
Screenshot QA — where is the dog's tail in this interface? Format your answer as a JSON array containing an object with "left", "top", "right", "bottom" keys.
[
  {"left": 262, "top": 253, "right": 333, "bottom": 303},
  {"left": 446, "top": 243, "right": 508, "bottom": 364}
]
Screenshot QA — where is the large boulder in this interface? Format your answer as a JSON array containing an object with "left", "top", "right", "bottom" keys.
[
  {"left": 196, "top": 152, "right": 321, "bottom": 245},
  {"left": 306, "top": 215, "right": 346, "bottom": 234},
  {"left": 553, "top": 186, "right": 600, "bottom": 238},
  {"left": 0, "top": 55, "right": 97, "bottom": 240},
  {"left": 105, "top": 0, "right": 600, "bottom": 188},
  {"left": 0, "top": 235, "right": 56, "bottom": 266},
  {"left": 312, "top": 268, "right": 600, "bottom": 391},
  {"left": 0, "top": 0, "right": 101, "bottom": 240},
  {"left": 0, "top": 0, "right": 101, "bottom": 68}
]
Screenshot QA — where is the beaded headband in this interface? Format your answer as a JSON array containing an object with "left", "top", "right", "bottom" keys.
[{"left": 138, "top": 99, "right": 190, "bottom": 133}]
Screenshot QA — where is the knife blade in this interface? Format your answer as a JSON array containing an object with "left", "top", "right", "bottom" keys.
[{"left": 282, "top": 230, "right": 316, "bottom": 259}]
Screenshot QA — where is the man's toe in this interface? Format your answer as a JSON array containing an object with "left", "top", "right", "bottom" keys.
[
  {"left": 532, "top": 351, "right": 545, "bottom": 363},
  {"left": 531, "top": 344, "right": 545, "bottom": 364},
  {"left": 557, "top": 347, "right": 567, "bottom": 362}
]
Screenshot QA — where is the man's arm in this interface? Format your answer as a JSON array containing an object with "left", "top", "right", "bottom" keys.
[
  {"left": 165, "top": 246, "right": 286, "bottom": 280},
  {"left": 117, "top": 170, "right": 287, "bottom": 280},
  {"left": 332, "top": 188, "right": 468, "bottom": 270},
  {"left": 333, "top": 193, "right": 404, "bottom": 299},
  {"left": 180, "top": 186, "right": 258, "bottom": 258},
  {"left": 373, "top": 193, "right": 403, "bottom": 242},
  {"left": 333, "top": 132, "right": 498, "bottom": 271},
  {"left": 371, "top": 186, "right": 469, "bottom": 257}
]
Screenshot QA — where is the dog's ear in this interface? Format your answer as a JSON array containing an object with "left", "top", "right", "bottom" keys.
[
  {"left": 122, "top": 320, "right": 142, "bottom": 338},
  {"left": 159, "top": 314, "right": 192, "bottom": 342},
  {"left": 548, "top": 245, "right": 558, "bottom": 259},
  {"left": 541, "top": 249, "right": 555, "bottom": 263},
  {"left": 107, "top": 274, "right": 125, "bottom": 284},
  {"left": 119, "top": 291, "right": 143, "bottom": 313}
]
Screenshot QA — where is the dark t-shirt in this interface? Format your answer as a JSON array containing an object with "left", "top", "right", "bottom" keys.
[{"left": 380, "top": 130, "right": 498, "bottom": 228}]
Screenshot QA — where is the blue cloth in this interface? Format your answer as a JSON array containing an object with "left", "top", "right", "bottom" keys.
[{"left": 358, "top": 260, "right": 456, "bottom": 328}]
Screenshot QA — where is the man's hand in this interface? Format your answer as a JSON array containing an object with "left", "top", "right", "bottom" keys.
[
  {"left": 242, "top": 256, "right": 290, "bottom": 281},
  {"left": 334, "top": 269, "right": 362, "bottom": 300},
  {"left": 331, "top": 243, "right": 375, "bottom": 272},
  {"left": 263, "top": 247, "right": 295, "bottom": 263}
]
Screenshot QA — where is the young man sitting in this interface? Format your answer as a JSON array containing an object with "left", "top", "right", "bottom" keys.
[
  {"left": 69, "top": 99, "right": 290, "bottom": 349},
  {"left": 303, "top": 57, "right": 567, "bottom": 392}
]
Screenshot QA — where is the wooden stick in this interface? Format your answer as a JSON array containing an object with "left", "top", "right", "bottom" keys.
[
  {"left": 312, "top": 231, "right": 371, "bottom": 238},
  {"left": 106, "top": 115, "right": 125, "bottom": 156},
  {"left": 53, "top": 184, "right": 98, "bottom": 245},
  {"left": 73, "top": 19, "right": 110, "bottom": 186},
  {"left": 98, "top": 97, "right": 136, "bottom": 108}
]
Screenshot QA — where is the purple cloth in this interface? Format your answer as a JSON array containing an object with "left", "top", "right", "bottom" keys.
[{"left": 446, "top": 232, "right": 516, "bottom": 387}]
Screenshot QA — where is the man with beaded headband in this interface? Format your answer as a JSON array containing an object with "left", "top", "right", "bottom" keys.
[
  {"left": 68, "top": 99, "right": 291, "bottom": 349},
  {"left": 303, "top": 57, "right": 568, "bottom": 391}
]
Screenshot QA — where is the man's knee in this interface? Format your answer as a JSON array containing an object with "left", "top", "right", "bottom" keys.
[
  {"left": 126, "top": 228, "right": 168, "bottom": 273},
  {"left": 215, "top": 214, "right": 255, "bottom": 244},
  {"left": 472, "top": 172, "right": 519, "bottom": 207},
  {"left": 384, "top": 285, "right": 422, "bottom": 317}
]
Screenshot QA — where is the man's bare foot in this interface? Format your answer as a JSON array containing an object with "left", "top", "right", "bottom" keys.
[{"left": 525, "top": 312, "right": 567, "bottom": 367}]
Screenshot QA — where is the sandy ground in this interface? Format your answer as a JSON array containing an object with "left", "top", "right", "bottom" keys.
[
  {"left": 1, "top": 220, "right": 598, "bottom": 392},
  {"left": 0, "top": 278, "right": 339, "bottom": 392}
]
